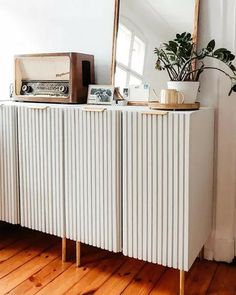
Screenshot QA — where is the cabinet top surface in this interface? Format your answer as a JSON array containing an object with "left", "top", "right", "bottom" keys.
[{"left": 1, "top": 100, "right": 214, "bottom": 114}]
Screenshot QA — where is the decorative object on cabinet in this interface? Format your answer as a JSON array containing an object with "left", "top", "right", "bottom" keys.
[
  {"left": 63, "top": 106, "right": 122, "bottom": 266},
  {"left": 111, "top": 0, "right": 200, "bottom": 104},
  {"left": 0, "top": 105, "right": 19, "bottom": 224},
  {"left": 87, "top": 85, "right": 115, "bottom": 104},
  {"left": 113, "top": 87, "right": 128, "bottom": 106},
  {"left": 117, "top": 99, "right": 128, "bottom": 106},
  {"left": 159, "top": 89, "right": 184, "bottom": 104},
  {"left": 129, "top": 84, "right": 150, "bottom": 102},
  {"left": 154, "top": 32, "right": 236, "bottom": 102},
  {"left": 148, "top": 101, "right": 200, "bottom": 111},
  {"left": 14, "top": 52, "right": 95, "bottom": 104}
]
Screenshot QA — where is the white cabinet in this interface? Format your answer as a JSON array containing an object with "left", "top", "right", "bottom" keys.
[
  {"left": 122, "top": 109, "right": 214, "bottom": 271},
  {"left": 2, "top": 102, "right": 215, "bottom": 273},
  {"left": 17, "top": 105, "right": 64, "bottom": 237},
  {"left": 0, "top": 105, "right": 19, "bottom": 224},
  {"left": 64, "top": 107, "right": 122, "bottom": 252}
]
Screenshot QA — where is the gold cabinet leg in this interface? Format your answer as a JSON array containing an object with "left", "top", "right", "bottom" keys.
[
  {"left": 62, "top": 237, "right": 67, "bottom": 262},
  {"left": 180, "top": 270, "right": 185, "bottom": 295},
  {"left": 76, "top": 241, "right": 81, "bottom": 267}
]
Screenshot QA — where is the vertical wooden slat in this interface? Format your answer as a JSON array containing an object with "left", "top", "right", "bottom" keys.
[
  {"left": 173, "top": 115, "right": 179, "bottom": 269},
  {"left": 71, "top": 109, "right": 76, "bottom": 240},
  {"left": 178, "top": 114, "right": 185, "bottom": 270},
  {"left": 127, "top": 112, "right": 133, "bottom": 257},
  {"left": 103, "top": 111, "right": 108, "bottom": 249},
  {"left": 107, "top": 111, "right": 112, "bottom": 251},
  {"left": 152, "top": 115, "right": 158, "bottom": 263},
  {"left": 157, "top": 115, "right": 163, "bottom": 263},
  {"left": 168, "top": 114, "right": 174, "bottom": 267},
  {"left": 162, "top": 115, "right": 168, "bottom": 266},
  {"left": 123, "top": 112, "right": 128, "bottom": 255},
  {"left": 95, "top": 112, "right": 100, "bottom": 246},
  {"left": 184, "top": 115, "right": 190, "bottom": 270},
  {"left": 147, "top": 115, "right": 153, "bottom": 262},
  {"left": 91, "top": 112, "right": 96, "bottom": 246},
  {"left": 78, "top": 110, "right": 83, "bottom": 242},
  {"left": 0, "top": 105, "right": 19, "bottom": 224},
  {"left": 99, "top": 111, "right": 104, "bottom": 248},
  {"left": 132, "top": 112, "right": 138, "bottom": 258},
  {"left": 142, "top": 114, "right": 148, "bottom": 261},
  {"left": 137, "top": 112, "right": 143, "bottom": 260}
]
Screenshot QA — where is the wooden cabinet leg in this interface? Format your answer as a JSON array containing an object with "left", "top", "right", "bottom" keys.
[
  {"left": 62, "top": 237, "right": 67, "bottom": 262},
  {"left": 180, "top": 270, "right": 185, "bottom": 295},
  {"left": 76, "top": 241, "right": 81, "bottom": 267}
]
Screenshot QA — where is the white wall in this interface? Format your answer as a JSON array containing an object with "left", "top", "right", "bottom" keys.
[
  {"left": 198, "top": 0, "right": 236, "bottom": 262},
  {"left": 0, "top": 0, "right": 115, "bottom": 99}
]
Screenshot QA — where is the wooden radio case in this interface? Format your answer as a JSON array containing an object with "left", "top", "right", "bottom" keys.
[{"left": 14, "top": 52, "right": 95, "bottom": 103}]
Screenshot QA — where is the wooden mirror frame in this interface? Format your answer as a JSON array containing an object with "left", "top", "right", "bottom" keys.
[{"left": 111, "top": 0, "right": 200, "bottom": 87}]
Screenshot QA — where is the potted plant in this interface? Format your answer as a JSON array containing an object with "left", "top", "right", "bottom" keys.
[{"left": 154, "top": 32, "right": 236, "bottom": 103}]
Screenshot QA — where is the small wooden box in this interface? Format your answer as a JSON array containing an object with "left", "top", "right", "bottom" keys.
[{"left": 14, "top": 52, "right": 95, "bottom": 104}]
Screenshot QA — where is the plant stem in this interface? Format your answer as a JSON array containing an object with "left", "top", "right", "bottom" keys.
[
  {"left": 182, "top": 66, "right": 236, "bottom": 81},
  {"left": 204, "top": 54, "right": 236, "bottom": 75},
  {"left": 178, "top": 56, "right": 198, "bottom": 80},
  {"left": 161, "top": 50, "right": 178, "bottom": 79}
]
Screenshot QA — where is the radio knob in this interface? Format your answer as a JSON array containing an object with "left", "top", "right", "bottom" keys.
[
  {"left": 21, "top": 85, "right": 32, "bottom": 93},
  {"left": 59, "top": 85, "right": 69, "bottom": 94}
]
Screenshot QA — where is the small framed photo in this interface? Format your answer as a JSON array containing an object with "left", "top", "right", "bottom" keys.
[{"left": 87, "top": 85, "right": 115, "bottom": 105}]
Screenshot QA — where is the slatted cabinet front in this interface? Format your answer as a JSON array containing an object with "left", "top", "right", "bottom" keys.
[
  {"left": 64, "top": 108, "right": 122, "bottom": 252},
  {"left": 122, "top": 110, "right": 214, "bottom": 271},
  {"left": 17, "top": 105, "right": 64, "bottom": 237}
]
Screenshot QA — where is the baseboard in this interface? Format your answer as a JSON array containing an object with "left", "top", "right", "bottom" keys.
[
  {"left": 214, "top": 237, "right": 235, "bottom": 263},
  {"left": 203, "top": 232, "right": 235, "bottom": 263}
]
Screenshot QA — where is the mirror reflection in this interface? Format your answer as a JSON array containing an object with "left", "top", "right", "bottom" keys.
[{"left": 115, "top": 0, "right": 196, "bottom": 101}]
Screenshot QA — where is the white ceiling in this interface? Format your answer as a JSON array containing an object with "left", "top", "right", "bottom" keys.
[
  {"left": 145, "top": 0, "right": 195, "bottom": 33},
  {"left": 120, "top": 0, "right": 195, "bottom": 37}
]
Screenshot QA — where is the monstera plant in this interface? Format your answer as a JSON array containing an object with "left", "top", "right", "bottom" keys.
[{"left": 154, "top": 32, "right": 236, "bottom": 100}]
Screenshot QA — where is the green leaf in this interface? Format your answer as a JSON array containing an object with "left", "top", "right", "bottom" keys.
[
  {"left": 228, "top": 82, "right": 236, "bottom": 95},
  {"left": 155, "top": 59, "right": 162, "bottom": 70},
  {"left": 154, "top": 48, "right": 160, "bottom": 56},
  {"left": 207, "top": 40, "right": 215, "bottom": 52},
  {"left": 214, "top": 48, "right": 229, "bottom": 56},
  {"left": 230, "top": 64, "right": 236, "bottom": 72}
]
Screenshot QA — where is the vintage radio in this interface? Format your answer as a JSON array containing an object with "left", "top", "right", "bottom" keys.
[{"left": 14, "top": 52, "right": 94, "bottom": 103}]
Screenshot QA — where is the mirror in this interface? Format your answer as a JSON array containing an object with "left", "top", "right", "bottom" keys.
[{"left": 112, "top": 0, "right": 200, "bottom": 103}]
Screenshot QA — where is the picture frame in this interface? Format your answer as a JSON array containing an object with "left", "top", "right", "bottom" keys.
[{"left": 87, "top": 85, "right": 115, "bottom": 105}]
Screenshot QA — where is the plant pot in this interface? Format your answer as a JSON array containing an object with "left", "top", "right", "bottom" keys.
[{"left": 167, "top": 81, "right": 200, "bottom": 104}]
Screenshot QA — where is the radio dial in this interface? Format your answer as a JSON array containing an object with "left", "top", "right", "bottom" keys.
[
  {"left": 59, "top": 85, "right": 69, "bottom": 94},
  {"left": 21, "top": 85, "right": 32, "bottom": 93}
]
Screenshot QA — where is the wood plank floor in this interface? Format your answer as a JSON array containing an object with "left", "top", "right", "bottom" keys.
[{"left": 0, "top": 223, "right": 236, "bottom": 294}]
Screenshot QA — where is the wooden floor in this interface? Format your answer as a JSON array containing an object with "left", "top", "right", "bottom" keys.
[{"left": 0, "top": 224, "right": 236, "bottom": 295}]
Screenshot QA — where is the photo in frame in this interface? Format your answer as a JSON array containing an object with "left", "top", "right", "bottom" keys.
[{"left": 87, "top": 85, "right": 115, "bottom": 105}]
